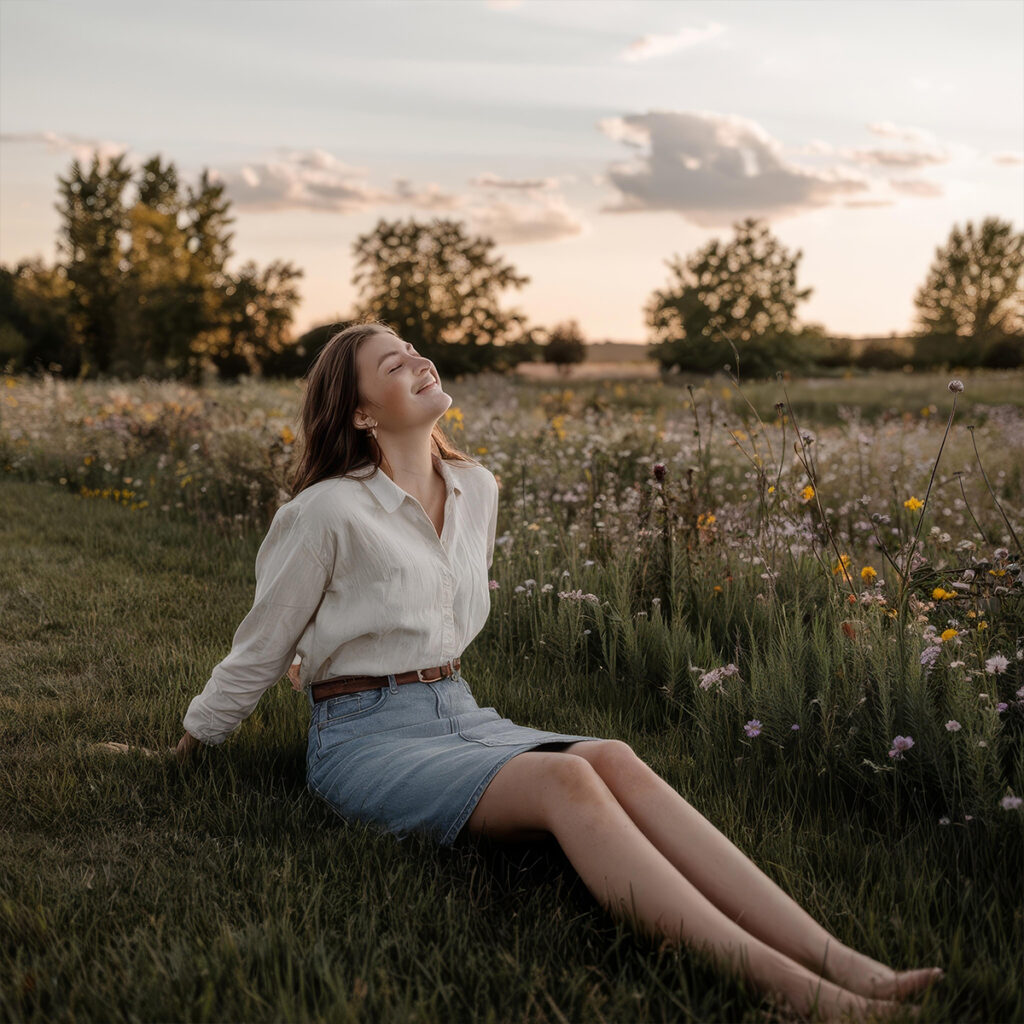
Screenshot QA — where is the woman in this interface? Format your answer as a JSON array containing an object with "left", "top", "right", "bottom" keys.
[{"left": 176, "top": 322, "right": 942, "bottom": 1021}]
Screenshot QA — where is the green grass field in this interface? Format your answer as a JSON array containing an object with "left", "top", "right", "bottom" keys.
[{"left": 1, "top": 368, "right": 1022, "bottom": 1022}]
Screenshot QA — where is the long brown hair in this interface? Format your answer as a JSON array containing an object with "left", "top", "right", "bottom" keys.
[{"left": 285, "top": 320, "right": 479, "bottom": 499}]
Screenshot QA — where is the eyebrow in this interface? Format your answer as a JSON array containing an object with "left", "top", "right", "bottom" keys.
[{"left": 376, "top": 343, "right": 414, "bottom": 370}]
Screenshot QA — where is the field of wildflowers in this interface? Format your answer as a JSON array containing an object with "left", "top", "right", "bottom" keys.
[{"left": 1, "top": 366, "right": 1022, "bottom": 1022}]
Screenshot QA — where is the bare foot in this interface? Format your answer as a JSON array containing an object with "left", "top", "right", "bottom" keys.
[
  {"left": 819, "top": 945, "right": 944, "bottom": 1001},
  {"left": 778, "top": 969, "right": 918, "bottom": 1022}
]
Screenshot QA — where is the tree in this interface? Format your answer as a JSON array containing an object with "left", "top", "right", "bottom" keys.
[
  {"left": 542, "top": 319, "right": 586, "bottom": 377},
  {"left": 55, "top": 152, "right": 134, "bottom": 378},
  {"left": 644, "top": 217, "right": 814, "bottom": 378},
  {"left": 0, "top": 258, "right": 73, "bottom": 373},
  {"left": 205, "top": 259, "right": 304, "bottom": 379},
  {"left": 350, "top": 216, "right": 535, "bottom": 375},
  {"left": 912, "top": 216, "right": 1024, "bottom": 344}
]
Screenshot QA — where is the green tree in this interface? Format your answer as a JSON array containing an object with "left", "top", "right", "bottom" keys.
[
  {"left": 644, "top": 217, "right": 814, "bottom": 378},
  {"left": 350, "top": 216, "right": 535, "bottom": 375},
  {"left": 542, "top": 319, "right": 586, "bottom": 377},
  {"left": 208, "top": 259, "right": 304, "bottom": 380},
  {"left": 55, "top": 152, "right": 134, "bottom": 378},
  {"left": 912, "top": 216, "right": 1024, "bottom": 344},
  {"left": 0, "top": 258, "right": 73, "bottom": 373}
]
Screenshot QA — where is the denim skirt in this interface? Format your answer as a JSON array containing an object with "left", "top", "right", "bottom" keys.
[{"left": 304, "top": 665, "right": 606, "bottom": 847}]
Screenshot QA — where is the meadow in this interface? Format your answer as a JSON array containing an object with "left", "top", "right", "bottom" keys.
[{"left": 1, "top": 367, "right": 1022, "bottom": 1023}]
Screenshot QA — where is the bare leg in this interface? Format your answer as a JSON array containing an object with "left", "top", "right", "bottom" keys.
[
  {"left": 561, "top": 740, "right": 943, "bottom": 1001},
  {"left": 465, "top": 751, "right": 913, "bottom": 1022}
]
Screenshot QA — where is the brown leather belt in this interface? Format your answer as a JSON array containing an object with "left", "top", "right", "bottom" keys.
[{"left": 310, "top": 657, "right": 461, "bottom": 703}]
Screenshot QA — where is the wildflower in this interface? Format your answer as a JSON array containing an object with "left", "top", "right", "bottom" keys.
[
  {"left": 800, "top": 485, "right": 815, "bottom": 502},
  {"left": 861, "top": 566, "right": 877, "bottom": 582},
  {"left": 698, "top": 664, "right": 740, "bottom": 690},
  {"left": 697, "top": 512, "right": 717, "bottom": 528},
  {"left": 888, "top": 735, "right": 915, "bottom": 760},
  {"left": 541, "top": 583, "right": 553, "bottom": 593},
  {"left": 790, "top": 723, "right": 800, "bottom": 731},
  {"left": 1000, "top": 795, "right": 1022, "bottom": 811},
  {"left": 488, "top": 580, "right": 500, "bottom": 590},
  {"left": 653, "top": 463, "right": 666, "bottom": 482},
  {"left": 514, "top": 585, "right": 526, "bottom": 593},
  {"left": 920, "top": 645, "right": 942, "bottom": 667},
  {"left": 947, "top": 379, "right": 965, "bottom": 394},
  {"left": 996, "top": 703, "right": 1008, "bottom": 713},
  {"left": 940, "top": 629, "right": 958, "bottom": 642},
  {"left": 932, "top": 587, "right": 956, "bottom": 601},
  {"left": 944, "top": 720, "right": 962, "bottom": 731},
  {"left": 949, "top": 660, "right": 966, "bottom": 669},
  {"left": 985, "top": 654, "right": 1009, "bottom": 675},
  {"left": 904, "top": 496, "right": 924, "bottom": 510},
  {"left": 767, "top": 485, "right": 775, "bottom": 494},
  {"left": 938, "top": 817, "right": 951, "bottom": 826},
  {"left": 832, "top": 554, "right": 852, "bottom": 575},
  {"left": 744, "top": 719, "right": 763, "bottom": 738},
  {"left": 977, "top": 621, "right": 988, "bottom": 631}
]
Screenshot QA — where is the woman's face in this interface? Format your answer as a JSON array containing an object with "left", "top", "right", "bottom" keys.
[{"left": 353, "top": 331, "right": 451, "bottom": 433}]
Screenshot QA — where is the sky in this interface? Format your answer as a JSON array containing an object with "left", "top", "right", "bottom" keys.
[{"left": 1, "top": 0, "right": 1022, "bottom": 343}]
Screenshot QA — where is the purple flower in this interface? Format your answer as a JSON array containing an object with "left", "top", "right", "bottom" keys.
[
  {"left": 488, "top": 579, "right": 500, "bottom": 590},
  {"left": 999, "top": 795, "right": 1022, "bottom": 811},
  {"left": 996, "top": 702, "right": 1008, "bottom": 713},
  {"left": 888, "top": 735, "right": 915, "bottom": 760},
  {"left": 653, "top": 462, "right": 666, "bottom": 482},
  {"left": 944, "top": 720, "right": 962, "bottom": 732},
  {"left": 790, "top": 723, "right": 800, "bottom": 731},
  {"left": 744, "top": 719, "right": 762, "bottom": 738}
]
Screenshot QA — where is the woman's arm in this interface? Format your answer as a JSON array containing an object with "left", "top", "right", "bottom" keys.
[{"left": 182, "top": 503, "right": 333, "bottom": 747}]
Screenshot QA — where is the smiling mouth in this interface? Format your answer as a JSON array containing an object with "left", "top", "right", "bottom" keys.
[{"left": 416, "top": 378, "right": 439, "bottom": 393}]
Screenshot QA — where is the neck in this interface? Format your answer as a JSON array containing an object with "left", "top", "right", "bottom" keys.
[{"left": 377, "top": 429, "right": 438, "bottom": 486}]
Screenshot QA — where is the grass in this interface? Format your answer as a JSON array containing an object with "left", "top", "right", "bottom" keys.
[
  {"left": 1, "top": 473, "right": 1021, "bottom": 1023},
  {"left": 2, "top": 366, "right": 1023, "bottom": 1021}
]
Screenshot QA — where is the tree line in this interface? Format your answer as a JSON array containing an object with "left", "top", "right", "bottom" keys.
[{"left": 1, "top": 149, "right": 1021, "bottom": 381}]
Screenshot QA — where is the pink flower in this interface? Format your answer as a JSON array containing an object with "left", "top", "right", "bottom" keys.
[
  {"left": 888, "top": 735, "right": 915, "bottom": 759},
  {"left": 999, "top": 795, "right": 1022, "bottom": 811},
  {"left": 744, "top": 719, "right": 762, "bottom": 738},
  {"left": 488, "top": 580, "right": 500, "bottom": 590}
]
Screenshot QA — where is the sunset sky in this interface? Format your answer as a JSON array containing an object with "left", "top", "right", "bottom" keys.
[{"left": 1, "top": 0, "right": 1022, "bottom": 344}]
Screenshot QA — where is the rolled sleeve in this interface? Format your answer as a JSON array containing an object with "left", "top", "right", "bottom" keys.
[{"left": 183, "top": 504, "right": 332, "bottom": 745}]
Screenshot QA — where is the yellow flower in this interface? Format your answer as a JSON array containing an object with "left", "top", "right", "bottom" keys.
[
  {"left": 904, "top": 496, "right": 923, "bottom": 510},
  {"left": 967, "top": 610, "right": 977, "bottom": 618},
  {"left": 526, "top": 523, "right": 541, "bottom": 531},
  {"left": 832, "top": 554, "right": 851, "bottom": 574},
  {"left": 697, "top": 512, "right": 716, "bottom": 528},
  {"left": 940, "top": 628, "right": 958, "bottom": 642},
  {"left": 932, "top": 587, "right": 955, "bottom": 601},
  {"left": 476, "top": 446, "right": 488, "bottom": 455},
  {"left": 977, "top": 620, "right": 988, "bottom": 631},
  {"left": 280, "top": 425, "right": 295, "bottom": 445},
  {"left": 767, "top": 485, "right": 775, "bottom": 494},
  {"left": 861, "top": 566, "right": 877, "bottom": 582},
  {"left": 988, "top": 568, "right": 1006, "bottom": 577},
  {"left": 84, "top": 455, "right": 93, "bottom": 466},
  {"left": 800, "top": 485, "right": 815, "bottom": 502}
]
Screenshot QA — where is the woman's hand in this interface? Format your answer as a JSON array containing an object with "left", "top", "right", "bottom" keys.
[{"left": 175, "top": 730, "right": 203, "bottom": 760}]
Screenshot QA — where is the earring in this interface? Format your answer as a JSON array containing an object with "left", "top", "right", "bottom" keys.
[{"left": 367, "top": 424, "right": 377, "bottom": 440}]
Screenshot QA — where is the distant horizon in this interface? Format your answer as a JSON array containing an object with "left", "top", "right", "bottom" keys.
[{"left": 2, "top": 0, "right": 1021, "bottom": 344}]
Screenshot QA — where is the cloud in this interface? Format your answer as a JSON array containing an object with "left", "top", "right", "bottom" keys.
[
  {"left": 888, "top": 177, "right": 944, "bottom": 198},
  {"left": 468, "top": 172, "right": 560, "bottom": 191},
  {"left": 843, "top": 199, "right": 896, "bottom": 208},
  {"left": 620, "top": 22, "right": 727, "bottom": 62},
  {"left": 838, "top": 145, "right": 948, "bottom": 169},
  {"left": 596, "top": 110, "right": 873, "bottom": 226},
  {"left": 992, "top": 151, "right": 1023, "bottom": 165},
  {"left": 212, "top": 147, "right": 462, "bottom": 213},
  {"left": 463, "top": 192, "right": 585, "bottom": 244},
  {"left": 0, "top": 130, "right": 130, "bottom": 168},
  {"left": 213, "top": 146, "right": 583, "bottom": 243}
]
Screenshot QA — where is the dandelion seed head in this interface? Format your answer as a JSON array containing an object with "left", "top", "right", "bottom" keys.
[{"left": 947, "top": 379, "right": 964, "bottom": 394}]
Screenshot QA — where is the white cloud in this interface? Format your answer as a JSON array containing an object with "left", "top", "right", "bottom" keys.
[
  {"left": 992, "top": 151, "right": 1023, "bottom": 165},
  {"left": 464, "top": 192, "right": 585, "bottom": 244},
  {"left": 597, "top": 110, "right": 873, "bottom": 226},
  {"left": 620, "top": 22, "right": 727, "bottom": 62},
  {"left": 0, "top": 130, "right": 130, "bottom": 169},
  {"left": 888, "top": 177, "right": 944, "bottom": 198},
  {"left": 468, "top": 172, "right": 560, "bottom": 191}
]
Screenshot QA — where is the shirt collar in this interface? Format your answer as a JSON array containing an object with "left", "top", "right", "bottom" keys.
[{"left": 359, "top": 452, "right": 462, "bottom": 513}]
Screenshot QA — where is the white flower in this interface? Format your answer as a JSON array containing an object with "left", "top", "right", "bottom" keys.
[
  {"left": 944, "top": 720, "right": 962, "bottom": 732},
  {"left": 985, "top": 654, "right": 1010, "bottom": 675}
]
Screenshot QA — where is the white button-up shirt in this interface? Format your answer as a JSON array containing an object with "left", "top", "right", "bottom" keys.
[{"left": 182, "top": 453, "right": 499, "bottom": 745}]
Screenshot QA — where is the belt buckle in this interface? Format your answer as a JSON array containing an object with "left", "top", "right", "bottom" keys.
[{"left": 415, "top": 666, "right": 431, "bottom": 682}]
